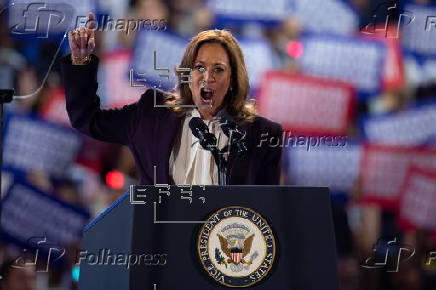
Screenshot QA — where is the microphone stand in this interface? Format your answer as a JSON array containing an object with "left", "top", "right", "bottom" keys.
[
  {"left": 211, "top": 124, "right": 248, "bottom": 186},
  {"left": 210, "top": 137, "right": 247, "bottom": 186},
  {"left": 0, "top": 89, "right": 14, "bottom": 224},
  {"left": 210, "top": 147, "right": 228, "bottom": 185}
]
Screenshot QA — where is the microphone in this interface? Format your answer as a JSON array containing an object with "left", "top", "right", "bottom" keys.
[{"left": 189, "top": 117, "right": 217, "bottom": 150}]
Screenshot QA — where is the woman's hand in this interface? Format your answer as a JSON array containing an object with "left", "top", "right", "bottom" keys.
[{"left": 68, "top": 12, "right": 96, "bottom": 65}]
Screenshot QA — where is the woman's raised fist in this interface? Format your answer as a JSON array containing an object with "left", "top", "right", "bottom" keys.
[{"left": 68, "top": 12, "right": 96, "bottom": 65}]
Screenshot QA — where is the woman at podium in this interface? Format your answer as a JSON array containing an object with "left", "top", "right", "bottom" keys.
[{"left": 61, "top": 13, "right": 283, "bottom": 186}]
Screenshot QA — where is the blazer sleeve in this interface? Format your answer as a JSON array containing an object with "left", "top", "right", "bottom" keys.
[
  {"left": 60, "top": 54, "right": 149, "bottom": 145},
  {"left": 256, "top": 121, "right": 283, "bottom": 185}
]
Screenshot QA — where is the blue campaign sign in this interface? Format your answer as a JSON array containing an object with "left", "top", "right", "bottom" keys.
[
  {"left": 7, "top": 0, "right": 97, "bottom": 38},
  {"left": 404, "top": 52, "right": 436, "bottom": 87},
  {"left": 3, "top": 114, "right": 82, "bottom": 178},
  {"left": 363, "top": 103, "right": 436, "bottom": 146},
  {"left": 239, "top": 38, "right": 275, "bottom": 89},
  {"left": 131, "top": 30, "right": 186, "bottom": 90},
  {"left": 419, "top": 57, "right": 436, "bottom": 85},
  {"left": 402, "top": 3, "right": 436, "bottom": 58},
  {"left": 286, "top": 142, "right": 362, "bottom": 193},
  {"left": 0, "top": 179, "right": 90, "bottom": 248},
  {"left": 298, "top": 33, "right": 387, "bottom": 95},
  {"left": 293, "top": 0, "right": 358, "bottom": 35},
  {"left": 207, "top": 0, "right": 294, "bottom": 25}
]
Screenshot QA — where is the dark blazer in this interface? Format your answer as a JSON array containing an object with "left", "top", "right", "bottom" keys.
[{"left": 60, "top": 55, "right": 283, "bottom": 185}]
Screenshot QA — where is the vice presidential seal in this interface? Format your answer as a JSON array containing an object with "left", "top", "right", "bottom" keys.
[{"left": 197, "top": 206, "right": 276, "bottom": 287}]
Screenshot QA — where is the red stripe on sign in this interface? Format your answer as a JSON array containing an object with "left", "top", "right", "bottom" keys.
[
  {"left": 361, "top": 24, "right": 405, "bottom": 91},
  {"left": 102, "top": 50, "right": 146, "bottom": 108}
]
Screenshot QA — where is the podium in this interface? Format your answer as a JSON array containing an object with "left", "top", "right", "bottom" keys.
[{"left": 79, "top": 186, "right": 339, "bottom": 290}]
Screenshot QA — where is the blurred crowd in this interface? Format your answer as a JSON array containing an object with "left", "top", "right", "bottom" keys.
[{"left": 1, "top": 0, "right": 436, "bottom": 289}]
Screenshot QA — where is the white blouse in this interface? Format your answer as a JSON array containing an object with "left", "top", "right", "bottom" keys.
[{"left": 169, "top": 109, "right": 229, "bottom": 185}]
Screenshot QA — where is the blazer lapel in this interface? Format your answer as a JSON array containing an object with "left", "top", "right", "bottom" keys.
[
  {"left": 153, "top": 111, "right": 184, "bottom": 184},
  {"left": 227, "top": 121, "right": 252, "bottom": 182}
]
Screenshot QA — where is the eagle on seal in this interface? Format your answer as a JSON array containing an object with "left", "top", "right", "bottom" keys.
[{"left": 217, "top": 234, "right": 255, "bottom": 265}]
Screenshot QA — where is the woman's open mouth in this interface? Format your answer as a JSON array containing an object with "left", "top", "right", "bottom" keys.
[{"left": 200, "top": 87, "right": 214, "bottom": 103}]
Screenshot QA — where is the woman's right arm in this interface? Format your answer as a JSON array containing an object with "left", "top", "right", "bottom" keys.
[
  {"left": 61, "top": 54, "right": 143, "bottom": 145},
  {"left": 61, "top": 12, "right": 143, "bottom": 145}
]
